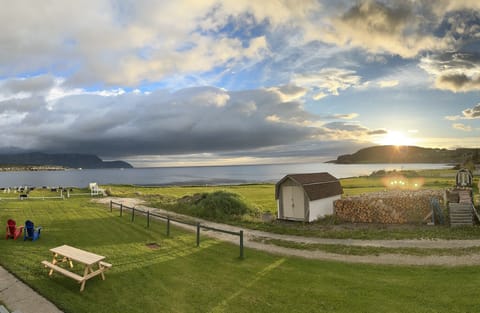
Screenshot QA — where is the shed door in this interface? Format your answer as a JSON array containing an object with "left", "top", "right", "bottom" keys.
[{"left": 282, "top": 185, "right": 305, "bottom": 219}]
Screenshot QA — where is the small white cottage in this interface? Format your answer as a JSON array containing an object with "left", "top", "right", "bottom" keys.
[{"left": 275, "top": 172, "right": 343, "bottom": 222}]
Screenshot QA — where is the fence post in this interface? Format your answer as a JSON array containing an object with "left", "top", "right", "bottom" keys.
[
  {"left": 196, "top": 223, "right": 200, "bottom": 247},
  {"left": 167, "top": 216, "right": 170, "bottom": 237},
  {"left": 239, "top": 230, "right": 244, "bottom": 259},
  {"left": 131, "top": 207, "right": 135, "bottom": 222},
  {"left": 147, "top": 211, "right": 150, "bottom": 228},
  {"left": 120, "top": 204, "right": 123, "bottom": 217},
  {"left": 110, "top": 201, "right": 112, "bottom": 212}
]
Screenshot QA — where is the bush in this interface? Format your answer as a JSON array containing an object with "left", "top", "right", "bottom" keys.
[
  {"left": 192, "top": 191, "right": 251, "bottom": 220},
  {"left": 369, "top": 170, "right": 386, "bottom": 177}
]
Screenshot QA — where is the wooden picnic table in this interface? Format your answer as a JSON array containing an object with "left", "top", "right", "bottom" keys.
[{"left": 41, "top": 244, "right": 111, "bottom": 292}]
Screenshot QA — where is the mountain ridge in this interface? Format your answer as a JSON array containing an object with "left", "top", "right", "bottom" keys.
[
  {"left": 329, "top": 145, "right": 480, "bottom": 164},
  {"left": 0, "top": 152, "right": 133, "bottom": 169}
]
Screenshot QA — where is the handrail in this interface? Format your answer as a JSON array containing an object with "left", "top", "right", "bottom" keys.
[{"left": 472, "top": 204, "right": 480, "bottom": 223}]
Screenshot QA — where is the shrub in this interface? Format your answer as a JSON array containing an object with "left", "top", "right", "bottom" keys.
[
  {"left": 192, "top": 191, "right": 251, "bottom": 220},
  {"left": 370, "top": 170, "right": 386, "bottom": 177}
]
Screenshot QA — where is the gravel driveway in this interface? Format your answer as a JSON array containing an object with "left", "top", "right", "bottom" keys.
[{"left": 94, "top": 197, "right": 480, "bottom": 266}]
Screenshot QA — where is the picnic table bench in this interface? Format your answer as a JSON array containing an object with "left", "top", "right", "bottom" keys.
[{"left": 41, "top": 245, "right": 112, "bottom": 292}]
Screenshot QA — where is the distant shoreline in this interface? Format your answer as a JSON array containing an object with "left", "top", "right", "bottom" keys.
[{"left": 0, "top": 165, "right": 67, "bottom": 172}]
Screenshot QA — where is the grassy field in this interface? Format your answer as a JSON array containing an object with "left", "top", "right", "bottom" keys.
[
  {"left": 1, "top": 198, "right": 480, "bottom": 313},
  {"left": 106, "top": 184, "right": 277, "bottom": 213},
  {"left": 106, "top": 169, "right": 467, "bottom": 212},
  {"left": 102, "top": 169, "right": 480, "bottom": 240}
]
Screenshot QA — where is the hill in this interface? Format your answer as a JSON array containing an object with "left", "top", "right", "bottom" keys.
[
  {"left": 330, "top": 146, "right": 480, "bottom": 164},
  {"left": 0, "top": 152, "right": 133, "bottom": 169}
]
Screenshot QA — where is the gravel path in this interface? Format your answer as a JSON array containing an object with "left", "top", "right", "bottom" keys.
[{"left": 94, "top": 197, "right": 480, "bottom": 266}]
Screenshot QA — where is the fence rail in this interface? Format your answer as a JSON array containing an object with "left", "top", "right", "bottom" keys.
[{"left": 110, "top": 201, "right": 244, "bottom": 259}]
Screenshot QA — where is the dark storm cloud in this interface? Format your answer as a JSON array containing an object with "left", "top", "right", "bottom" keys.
[
  {"left": 2, "top": 87, "right": 318, "bottom": 158},
  {"left": 216, "top": 139, "right": 369, "bottom": 160},
  {"left": 0, "top": 85, "right": 385, "bottom": 161}
]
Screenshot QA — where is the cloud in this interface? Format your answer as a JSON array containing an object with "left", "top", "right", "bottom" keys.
[
  {"left": 1, "top": 75, "right": 55, "bottom": 95},
  {"left": 0, "top": 84, "right": 314, "bottom": 158},
  {"left": 293, "top": 68, "right": 361, "bottom": 97},
  {"left": 0, "top": 79, "right": 388, "bottom": 163},
  {"left": 323, "top": 122, "right": 368, "bottom": 132},
  {"left": 445, "top": 103, "right": 480, "bottom": 120},
  {"left": 452, "top": 123, "right": 472, "bottom": 132},
  {"left": 0, "top": 1, "right": 273, "bottom": 87},
  {"left": 312, "top": 92, "right": 328, "bottom": 100},
  {"left": 333, "top": 113, "right": 359, "bottom": 120},
  {"left": 463, "top": 104, "right": 480, "bottom": 119},
  {"left": 320, "top": 122, "right": 386, "bottom": 141},
  {"left": 437, "top": 74, "right": 480, "bottom": 92},
  {"left": 367, "top": 129, "right": 388, "bottom": 135},
  {"left": 377, "top": 80, "right": 399, "bottom": 88},
  {"left": 321, "top": 0, "right": 449, "bottom": 58},
  {"left": 267, "top": 84, "right": 307, "bottom": 102},
  {"left": 420, "top": 52, "right": 480, "bottom": 92}
]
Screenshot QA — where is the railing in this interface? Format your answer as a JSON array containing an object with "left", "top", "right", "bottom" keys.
[{"left": 110, "top": 201, "right": 244, "bottom": 259}]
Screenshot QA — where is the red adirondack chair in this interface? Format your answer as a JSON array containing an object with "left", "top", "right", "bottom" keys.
[{"left": 6, "top": 219, "right": 24, "bottom": 240}]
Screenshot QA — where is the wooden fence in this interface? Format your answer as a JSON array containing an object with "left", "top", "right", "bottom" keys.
[{"left": 110, "top": 201, "right": 244, "bottom": 259}]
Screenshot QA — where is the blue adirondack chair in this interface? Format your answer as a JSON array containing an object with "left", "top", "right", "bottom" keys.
[{"left": 24, "top": 220, "right": 42, "bottom": 241}]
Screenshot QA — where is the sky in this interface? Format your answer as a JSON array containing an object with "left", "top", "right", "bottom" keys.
[{"left": 0, "top": 0, "right": 479, "bottom": 167}]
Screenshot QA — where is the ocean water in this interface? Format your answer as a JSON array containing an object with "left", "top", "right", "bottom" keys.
[{"left": 0, "top": 162, "right": 451, "bottom": 188}]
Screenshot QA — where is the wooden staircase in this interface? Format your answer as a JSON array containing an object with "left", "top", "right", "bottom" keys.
[
  {"left": 449, "top": 203, "right": 474, "bottom": 226},
  {"left": 458, "top": 190, "right": 472, "bottom": 204}
]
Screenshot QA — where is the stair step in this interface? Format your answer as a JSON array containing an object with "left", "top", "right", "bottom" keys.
[
  {"left": 450, "top": 214, "right": 473, "bottom": 218},
  {"left": 449, "top": 201, "right": 474, "bottom": 227},
  {"left": 449, "top": 204, "right": 472, "bottom": 209}
]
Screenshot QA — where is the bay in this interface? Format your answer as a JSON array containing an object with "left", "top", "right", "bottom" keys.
[{"left": 0, "top": 163, "right": 451, "bottom": 188}]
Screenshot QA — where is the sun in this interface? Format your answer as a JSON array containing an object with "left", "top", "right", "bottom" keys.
[{"left": 377, "top": 131, "right": 416, "bottom": 146}]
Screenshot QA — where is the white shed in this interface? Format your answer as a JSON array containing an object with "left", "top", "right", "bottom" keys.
[{"left": 275, "top": 172, "right": 343, "bottom": 222}]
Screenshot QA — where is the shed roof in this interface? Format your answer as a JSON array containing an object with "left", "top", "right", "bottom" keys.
[{"left": 275, "top": 172, "right": 343, "bottom": 201}]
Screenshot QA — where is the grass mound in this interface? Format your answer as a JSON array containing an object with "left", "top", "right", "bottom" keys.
[{"left": 177, "top": 191, "right": 252, "bottom": 220}]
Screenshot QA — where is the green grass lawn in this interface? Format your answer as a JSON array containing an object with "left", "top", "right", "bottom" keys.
[
  {"left": 106, "top": 184, "right": 277, "bottom": 213},
  {"left": 106, "top": 169, "right": 469, "bottom": 214},
  {"left": 102, "top": 170, "right": 480, "bottom": 240},
  {"left": 1, "top": 198, "right": 480, "bottom": 313}
]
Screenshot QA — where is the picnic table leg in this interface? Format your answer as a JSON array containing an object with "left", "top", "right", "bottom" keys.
[
  {"left": 80, "top": 266, "right": 90, "bottom": 292},
  {"left": 60, "top": 256, "right": 73, "bottom": 268},
  {"left": 49, "top": 253, "right": 58, "bottom": 276},
  {"left": 99, "top": 263, "right": 105, "bottom": 280}
]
